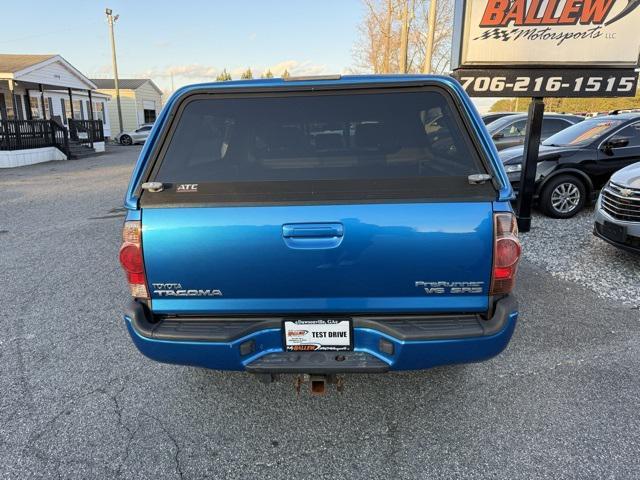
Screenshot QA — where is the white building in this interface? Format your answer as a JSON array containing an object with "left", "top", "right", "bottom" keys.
[
  {"left": 91, "top": 78, "right": 163, "bottom": 133},
  {"left": 0, "top": 54, "right": 111, "bottom": 168}
]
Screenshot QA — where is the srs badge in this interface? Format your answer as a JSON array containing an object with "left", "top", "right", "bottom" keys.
[{"left": 415, "top": 281, "right": 485, "bottom": 294}]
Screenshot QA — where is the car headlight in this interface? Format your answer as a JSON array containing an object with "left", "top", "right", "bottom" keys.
[{"left": 504, "top": 164, "right": 522, "bottom": 173}]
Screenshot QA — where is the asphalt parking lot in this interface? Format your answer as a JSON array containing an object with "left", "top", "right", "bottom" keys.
[{"left": 1, "top": 146, "right": 639, "bottom": 480}]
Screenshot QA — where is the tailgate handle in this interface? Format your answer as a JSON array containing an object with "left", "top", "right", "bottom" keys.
[{"left": 282, "top": 223, "right": 344, "bottom": 238}]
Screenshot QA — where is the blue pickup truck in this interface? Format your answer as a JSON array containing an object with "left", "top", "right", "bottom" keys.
[{"left": 119, "top": 75, "right": 521, "bottom": 391}]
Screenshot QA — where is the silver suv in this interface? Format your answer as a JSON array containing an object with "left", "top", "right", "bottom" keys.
[{"left": 594, "top": 162, "right": 640, "bottom": 254}]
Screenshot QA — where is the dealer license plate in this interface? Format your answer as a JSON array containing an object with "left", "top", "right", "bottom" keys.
[{"left": 284, "top": 319, "right": 352, "bottom": 352}]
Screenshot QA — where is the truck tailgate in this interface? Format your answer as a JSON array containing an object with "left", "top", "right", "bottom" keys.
[{"left": 142, "top": 202, "right": 493, "bottom": 314}]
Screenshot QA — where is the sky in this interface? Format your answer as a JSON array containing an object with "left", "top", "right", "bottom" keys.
[
  {"left": 0, "top": 1, "right": 362, "bottom": 88},
  {"left": 0, "top": 0, "right": 495, "bottom": 111}
]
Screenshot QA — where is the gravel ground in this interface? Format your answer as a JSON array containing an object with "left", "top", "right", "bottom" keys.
[
  {"left": 1, "top": 148, "right": 639, "bottom": 479},
  {"left": 521, "top": 208, "right": 640, "bottom": 308}
]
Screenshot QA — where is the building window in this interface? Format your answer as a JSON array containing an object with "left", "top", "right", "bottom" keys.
[
  {"left": 0, "top": 93, "right": 7, "bottom": 121},
  {"left": 23, "top": 96, "right": 30, "bottom": 120},
  {"left": 61, "top": 99, "right": 68, "bottom": 124},
  {"left": 5, "top": 97, "right": 14, "bottom": 119},
  {"left": 72, "top": 100, "right": 82, "bottom": 120},
  {"left": 94, "top": 102, "right": 105, "bottom": 122},
  {"left": 143, "top": 109, "right": 156, "bottom": 124},
  {"left": 27, "top": 96, "right": 37, "bottom": 119},
  {"left": 15, "top": 96, "right": 24, "bottom": 120},
  {"left": 4, "top": 94, "right": 16, "bottom": 120}
]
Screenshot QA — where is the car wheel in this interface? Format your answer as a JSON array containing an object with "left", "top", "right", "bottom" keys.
[
  {"left": 120, "top": 135, "right": 133, "bottom": 146},
  {"left": 539, "top": 175, "right": 586, "bottom": 219}
]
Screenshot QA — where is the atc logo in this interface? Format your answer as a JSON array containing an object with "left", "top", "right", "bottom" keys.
[
  {"left": 176, "top": 183, "right": 198, "bottom": 193},
  {"left": 480, "top": 0, "right": 638, "bottom": 27}
]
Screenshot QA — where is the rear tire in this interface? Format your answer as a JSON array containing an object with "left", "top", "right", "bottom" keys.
[
  {"left": 120, "top": 135, "right": 132, "bottom": 146},
  {"left": 539, "top": 175, "right": 586, "bottom": 219}
]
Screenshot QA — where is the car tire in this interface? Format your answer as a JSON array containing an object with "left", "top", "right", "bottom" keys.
[
  {"left": 539, "top": 175, "right": 587, "bottom": 219},
  {"left": 120, "top": 135, "right": 133, "bottom": 146}
]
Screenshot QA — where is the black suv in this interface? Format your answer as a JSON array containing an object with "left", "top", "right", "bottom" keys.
[
  {"left": 500, "top": 113, "right": 640, "bottom": 218},
  {"left": 488, "top": 113, "right": 584, "bottom": 151},
  {"left": 482, "top": 112, "right": 516, "bottom": 125}
]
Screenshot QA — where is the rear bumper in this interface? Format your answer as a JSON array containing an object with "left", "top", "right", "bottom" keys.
[{"left": 124, "top": 296, "right": 518, "bottom": 372}]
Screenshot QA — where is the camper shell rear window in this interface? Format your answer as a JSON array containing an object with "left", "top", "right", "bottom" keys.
[{"left": 143, "top": 87, "right": 495, "bottom": 204}]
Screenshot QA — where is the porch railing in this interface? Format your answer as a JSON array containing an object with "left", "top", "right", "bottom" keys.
[
  {"left": 0, "top": 120, "right": 69, "bottom": 157},
  {"left": 68, "top": 119, "right": 105, "bottom": 146}
]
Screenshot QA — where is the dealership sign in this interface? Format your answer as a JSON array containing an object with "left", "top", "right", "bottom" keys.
[{"left": 451, "top": 0, "right": 640, "bottom": 96}]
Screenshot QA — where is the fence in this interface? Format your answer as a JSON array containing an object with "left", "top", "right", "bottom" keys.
[
  {"left": 68, "top": 119, "right": 105, "bottom": 147},
  {"left": 0, "top": 120, "right": 69, "bottom": 156}
]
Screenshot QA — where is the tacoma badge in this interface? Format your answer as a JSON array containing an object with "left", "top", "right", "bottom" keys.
[{"left": 152, "top": 283, "right": 222, "bottom": 297}]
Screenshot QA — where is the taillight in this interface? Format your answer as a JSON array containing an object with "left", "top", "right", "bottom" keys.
[
  {"left": 119, "top": 221, "right": 149, "bottom": 299},
  {"left": 490, "top": 213, "right": 521, "bottom": 295}
]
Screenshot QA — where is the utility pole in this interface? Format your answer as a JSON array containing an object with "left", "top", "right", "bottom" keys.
[
  {"left": 423, "top": 0, "right": 438, "bottom": 73},
  {"left": 106, "top": 8, "right": 124, "bottom": 135}
]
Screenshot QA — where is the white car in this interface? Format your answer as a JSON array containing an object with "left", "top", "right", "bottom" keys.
[
  {"left": 594, "top": 161, "right": 640, "bottom": 255},
  {"left": 114, "top": 124, "right": 153, "bottom": 145}
]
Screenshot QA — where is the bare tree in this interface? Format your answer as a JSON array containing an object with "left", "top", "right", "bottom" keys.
[
  {"left": 354, "top": 0, "right": 398, "bottom": 73},
  {"left": 399, "top": 0, "right": 412, "bottom": 73},
  {"left": 383, "top": 0, "right": 394, "bottom": 73},
  {"left": 353, "top": 0, "right": 454, "bottom": 75},
  {"left": 423, "top": 0, "right": 438, "bottom": 73}
]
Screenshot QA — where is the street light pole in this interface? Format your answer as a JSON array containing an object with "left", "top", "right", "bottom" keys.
[
  {"left": 106, "top": 8, "right": 124, "bottom": 135},
  {"left": 423, "top": 0, "right": 438, "bottom": 73}
]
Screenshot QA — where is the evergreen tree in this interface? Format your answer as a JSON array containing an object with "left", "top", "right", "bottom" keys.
[
  {"left": 490, "top": 87, "right": 640, "bottom": 114},
  {"left": 240, "top": 68, "right": 253, "bottom": 80},
  {"left": 281, "top": 69, "right": 291, "bottom": 79},
  {"left": 216, "top": 69, "right": 232, "bottom": 81},
  {"left": 261, "top": 69, "right": 274, "bottom": 79}
]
